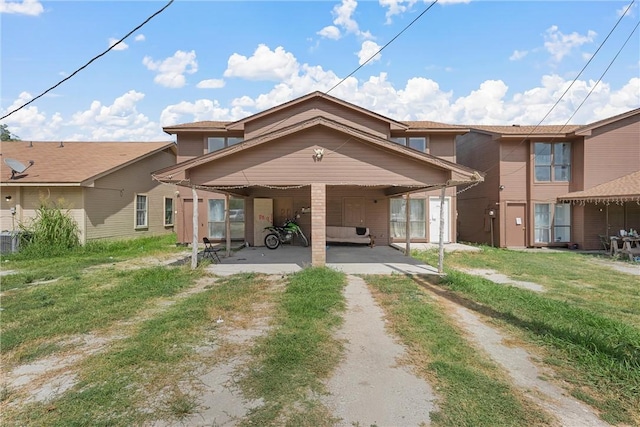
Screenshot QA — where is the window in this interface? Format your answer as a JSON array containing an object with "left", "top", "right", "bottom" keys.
[
  {"left": 408, "top": 137, "right": 426, "bottom": 152},
  {"left": 207, "top": 136, "right": 244, "bottom": 153},
  {"left": 164, "top": 197, "right": 174, "bottom": 226},
  {"left": 534, "top": 142, "right": 571, "bottom": 182},
  {"left": 389, "top": 136, "right": 427, "bottom": 152},
  {"left": 208, "top": 198, "right": 245, "bottom": 239},
  {"left": 135, "top": 194, "right": 148, "bottom": 228},
  {"left": 534, "top": 203, "right": 571, "bottom": 243},
  {"left": 390, "top": 198, "right": 426, "bottom": 239}
]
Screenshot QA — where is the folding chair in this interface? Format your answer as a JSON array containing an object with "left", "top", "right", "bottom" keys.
[{"left": 202, "top": 237, "right": 222, "bottom": 263}]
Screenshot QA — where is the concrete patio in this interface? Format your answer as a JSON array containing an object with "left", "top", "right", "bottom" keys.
[{"left": 204, "top": 242, "right": 479, "bottom": 276}]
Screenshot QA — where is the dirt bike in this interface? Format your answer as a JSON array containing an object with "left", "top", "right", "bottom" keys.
[{"left": 263, "top": 213, "right": 309, "bottom": 249}]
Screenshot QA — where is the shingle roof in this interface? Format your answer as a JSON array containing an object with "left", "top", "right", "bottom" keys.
[
  {"left": 403, "top": 121, "right": 469, "bottom": 130},
  {"left": 558, "top": 170, "right": 640, "bottom": 203},
  {"left": 469, "top": 124, "right": 582, "bottom": 135},
  {"left": 1, "top": 141, "right": 175, "bottom": 185},
  {"left": 164, "top": 121, "right": 229, "bottom": 131}
]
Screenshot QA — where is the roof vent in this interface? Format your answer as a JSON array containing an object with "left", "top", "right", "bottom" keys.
[
  {"left": 512, "top": 124, "right": 520, "bottom": 127},
  {"left": 59, "top": 141, "right": 64, "bottom": 148}
]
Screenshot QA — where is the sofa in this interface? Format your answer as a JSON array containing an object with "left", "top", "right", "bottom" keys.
[{"left": 326, "top": 226, "right": 371, "bottom": 245}]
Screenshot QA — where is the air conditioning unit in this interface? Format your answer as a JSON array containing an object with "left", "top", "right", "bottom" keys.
[{"left": 0, "top": 231, "right": 21, "bottom": 254}]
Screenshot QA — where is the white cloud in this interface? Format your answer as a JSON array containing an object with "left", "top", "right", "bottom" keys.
[
  {"left": 357, "top": 40, "right": 382, "bottom": 66},
  {"left": 160, "top": 99, "right": 248, "bottom": 127},
  {"left": 378, "top": 0, "right": 412, "bottom": 24},
  {"left": 143, "top": 50, "right": 198, "bottom": 88},
  {"left": 196, "top": 79, "right": 225, "bottom": 89},
  {"left": 319, "top": 0, "right": 373, "bottom": 40},
  {"left": 0, "top": 0, "right": 43, "bottom": 16},
  {"left": 224, "top": 45, "right": 299, "bottom": 81},
  {"left": 108, "top": 38, "right": 128, "bottom": 51},
  {"left": 134, "top": 34, "right": 146, "bottom": 42},
  {"left": 543, "top": 25, "right": 597, "bottom": 62},
  {"left": 617, "top": 2, "right": 637, "bottom": 17},
  {"left": 509, "top": 50, "right": 528, "bottom": 61},
  {"left": 317, "top": 25, "right": 341, "bottom": 40}
]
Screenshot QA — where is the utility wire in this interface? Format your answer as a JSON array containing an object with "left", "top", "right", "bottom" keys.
[
  {"left": 325, "top": 0, "right": 439, "bottom": 96},
  {"left": 484, "top": 0, "right": 637, "bottom": 175},
  {"left": 1, "top": 0, "right": 174, "bottom": 121}
]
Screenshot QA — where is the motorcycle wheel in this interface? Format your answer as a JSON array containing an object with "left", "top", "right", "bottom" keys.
[
  {"left": 264, "top": 233, "right": 281, "bottom": 249},
  {"left": 298, "top": 233, "right": 309, "bottom": 247}
]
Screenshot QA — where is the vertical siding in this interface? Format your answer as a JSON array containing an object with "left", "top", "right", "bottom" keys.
[
  {"left": 583, "top": 115, "right": 640, "bottom": 189},
  {"left": 177, "top": 133, "right": 206, "bottom": 163},
  {"left": 456, "top": 132, "right": 501, "bottom": 245},
  {"left": 85, "top": 149, "right": 176, "bottom": 241},
  {"left": 244, "top": 98, "right": 390, "bottom": 139}
]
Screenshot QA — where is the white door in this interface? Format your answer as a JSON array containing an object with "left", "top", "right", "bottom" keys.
[
  {"left": 429, "top": 197, "right": 450, "bottom": 243},
  {"left": 253, "top": 198, "right": 273, "bottom": 247}
]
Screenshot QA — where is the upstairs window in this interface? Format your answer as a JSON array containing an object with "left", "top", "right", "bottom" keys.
[
  {"left": 207, "top": 136, "right": 244, "bottom": 153},
  {"left": 534, "top": 142, "right": 571, "bottom": 182},
  {"left": 389, "top": 136, "right": 428, "bottom": 152}
]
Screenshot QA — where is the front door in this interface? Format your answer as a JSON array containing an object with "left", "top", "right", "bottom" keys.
[
  {"left": 253, "top": 198, "right": 273, "bottom": 247},
  {"left": 343, "top": 197, "right": 365, "bottom": 227},
  {"left": 429, "top": 197, "right": 450, "bottom": 243},
  {"left": 505, "top": 203, "right": 527, "bottom": 247}
]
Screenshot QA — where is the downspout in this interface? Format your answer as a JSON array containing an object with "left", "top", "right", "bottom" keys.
[{"left": 191, "top": 185, "right": 198, "bottom": 269}]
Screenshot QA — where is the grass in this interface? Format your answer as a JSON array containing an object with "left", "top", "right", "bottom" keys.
[
  {"left": 365, "top": 274, "right": 551, "bottom": 427},
  {"left": 2, "top": 272, "right": 273, "bottom": 426},
  {"left": 414, "top": 246, "right": 640, "bottom": 425},
  {"left": 240, "top": 267, "right": 346, "bottom": 427}
]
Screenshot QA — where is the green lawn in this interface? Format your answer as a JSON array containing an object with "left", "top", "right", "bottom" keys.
[{"left": 2, "top": 238, "right": 638, "bottom": 426}]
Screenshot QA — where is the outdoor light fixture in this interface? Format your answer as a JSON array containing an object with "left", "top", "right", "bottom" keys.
[
  {"left": 5, "top": 195, "right": 11, "bottom": 202},
  {"left": 499, "top": 185, "right": 505, "bottom": 191},
  {"left": 313, "top": 148, "right": 324, "bottom": 161}
]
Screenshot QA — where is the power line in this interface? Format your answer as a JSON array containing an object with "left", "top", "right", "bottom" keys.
[
  {"left": 483, "top": 0, "right": 637, "bottom": 176},
  {"left": 1, "top": 0, "right": 174, "bottom": 121},
  {"left": 325, "top": 0, "right": 439, "bottom": 96}
]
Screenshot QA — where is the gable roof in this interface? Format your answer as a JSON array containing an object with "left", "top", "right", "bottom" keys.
[
  {"left": 558, "top": 170, "right": 640, "bottom": 203},
  {"left": 154, "top": 115, "right": 483, "bottom": 188},
  {"left": 574, "top": 108, "right": 640, "bottom": 136},
  {"left": 468, "top": 124, "right": 582, "bottom": 137},
  {"left": 1, "top": 141, "right": 175, "bottom": 186}
]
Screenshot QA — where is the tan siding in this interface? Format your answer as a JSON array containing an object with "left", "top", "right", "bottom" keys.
[
  {"left": 190, "top": 127, "right": 449, "bottom": 187},
  {"left": 244, "top": 98, "right": 390, "bottom": 139},
  {"left": 20, "top": 187, "right": 86, "bottom": 242},
  {"left": 429, "top": 135, "right": 455, "bottom": 162},
  {"left": 583, "top": 116, "right": 640, "bottom": 189},
  {"left": 1, "top": 188, "right": 20, "bottom": 232},
  {"left": 85, "top": 149, "right": 176, "bottom": 241}
]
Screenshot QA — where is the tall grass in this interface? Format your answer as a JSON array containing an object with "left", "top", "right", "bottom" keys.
[{"left": 17, "top": 198, "right": 80, "bottom": 258}]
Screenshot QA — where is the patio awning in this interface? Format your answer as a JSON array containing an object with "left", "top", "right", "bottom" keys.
[{"left": 558, "top": 170, "right": 640, "bottom": 204}]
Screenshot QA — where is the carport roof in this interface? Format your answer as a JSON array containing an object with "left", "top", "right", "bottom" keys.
[{"left": 558, "top": 170, "right": 640, "bottom": 203}]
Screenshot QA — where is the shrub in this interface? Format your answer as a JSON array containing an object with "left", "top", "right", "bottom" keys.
[{"left": 18, "top": 198, "right": 80, "bottom": 258}]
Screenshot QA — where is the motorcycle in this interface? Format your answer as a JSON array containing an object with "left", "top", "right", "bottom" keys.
[{"left": 263, "top": 213, "right": 309, "bottom": 249}]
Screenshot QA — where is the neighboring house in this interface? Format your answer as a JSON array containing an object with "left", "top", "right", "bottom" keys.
[
  {"left": 456, "top": 108, "right": 640, "bottom": 250},
  {"left": 154, "top": 91, "right": 484, "bottom": 266},
  {"left": 1, "top": 141, "right": 177, "bottom": 244}
]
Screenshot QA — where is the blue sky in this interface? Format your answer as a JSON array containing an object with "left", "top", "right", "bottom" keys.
[{"left": 1, "top": 0, "right": 639, "bottom": 141}]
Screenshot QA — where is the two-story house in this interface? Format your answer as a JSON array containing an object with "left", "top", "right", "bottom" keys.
[
  {"left": 153, "top": 91, "right": 484, "bottom": 266},
  {"left": 456, "top": 108, "right": 640, "bottom": 250}
]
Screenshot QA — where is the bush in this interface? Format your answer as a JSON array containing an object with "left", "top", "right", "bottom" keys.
[{"left": 18, "top": 198, "right": 80, "bottom": 258}]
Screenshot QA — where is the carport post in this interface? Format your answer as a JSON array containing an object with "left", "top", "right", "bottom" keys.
[
  {"left": 404, "top": 192, "right": 411, "bottom": 256},
  {"left": 311, "top": 183, "right": 326, "bottom": 266},
  {"left": 191, "top": 185, "right": 198, "bottom": 270},
  {"left": 438, "top": 186, "right": 446, "bottom": 274},
  {"left": 225, "top": 193, "right": 231, "bottom": 258}
]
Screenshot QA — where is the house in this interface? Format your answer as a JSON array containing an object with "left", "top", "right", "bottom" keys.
[
  {"left": 1, "top": 141, "right": 177, "bottom": 245},
  {"left": 456, "top": 108, "right": 640, "bottom": 250},
  {"left": 153, "top": 91, "right": 484, "bottom": 266}
]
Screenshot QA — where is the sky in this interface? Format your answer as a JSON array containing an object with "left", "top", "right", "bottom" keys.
[{"left": 1, "top": 0, "right": 639, "bottom": 142}]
